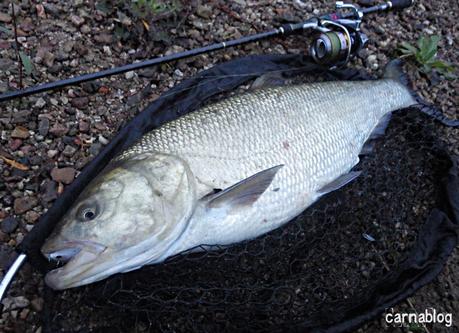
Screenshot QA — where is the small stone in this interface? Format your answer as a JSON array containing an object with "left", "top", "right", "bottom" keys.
[
  {"left": 49, "top": 123, "right": 68, "bottom": 136},
  {"left": 14, "top": 197, "right": 38, "bottom": 214},
  {"left": 1, "top": 217, "right": 18, "bottom": 233},
  {"left": 47, "top": 149, "right": 58, "bottom": 158},
  {"left": 0, "top": 12, "right": 12, "bottom": 23},
  {"left": 125, "top": 71, "right": 135, "bottom": 79},
  {"left": 80, "top": 24, "right": 91, "bottom": 34},
  {"left": 366, "top": 54, "right": 377, "bottom": 63},
  {"left": 94, "top": 33, "right": 112, "bottom": 44},
  {"left": 43, "top": 51, "right": 55, "bottom": 67},
  {"left": 70, "top": 15, "right": 85, "bottom": 27},
  {"left": 9, "top": 138, "right": 22, "bottom": 151},
  {"left": 103, "top": 46, "right": 112, "bottom": 55},
  {"left": 0, "top": 245, "right": 18, "bottom": 271},
  {"left": 98, "top": 134, "right": 109, "bottom": 145},
  {"left": 196, "top": 5, "right": 212, "bottom": 19},
  {"left": 173, "top": 69, "right": 184, "bottom": 77},
  {"left": 139, "top": 67, "right": 157, "bottom": 78},
  {"left": 36, "top": 4, "right": 46, "bottom": 18},
  {"left": 62, "top": 145, "right": 77, "bottom": 157},
  {"left": 24, "top": 210, "right": 40, "bottom": 223},
  {"left": 78, "top": 120, "right": 90, "bottom": 132},
  {"left": 12, "top": 296, "right": 30, "bottom": 309},
  {"left": 41, "top": 180, "right": 57, "bottom": 202},
  {"left": 30, "top": 297, "right": 44, "bottom": 312},
  {"left": 0, "top": 231, "right": 8, "bottom": 242},
  {"left": 35, "top": 97, "right": 46, "bottom": 108},
  {"left": 89, "top": 142, "right": 102, "bottom": 156},
  {"left": 70, "top": 96, "right": 89, "bottom": 109},
  {"left": 50, "top": 167, "right": 76, "bottom": 184},
  {"left": 38, "top": 118, "right": 50, "bottom": 136},
  {"left": 11, "top": 126, "right": 29, "bottom": 139},
  {"left": 19, "top": 308, "right": 29, "bottom": 320}
]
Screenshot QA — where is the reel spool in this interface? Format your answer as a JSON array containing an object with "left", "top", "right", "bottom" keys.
[{"left": 310, "top": 31, "right": 352, "bottom": 65}]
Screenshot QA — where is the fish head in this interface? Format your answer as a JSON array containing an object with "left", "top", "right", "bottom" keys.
[{"left": 41, "top": 153, "right": 197, "bottom": 290}]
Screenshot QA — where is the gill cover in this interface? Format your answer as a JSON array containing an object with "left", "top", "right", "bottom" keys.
[{"left": 42, "top": 152, "right": 197, "bottom": 289}]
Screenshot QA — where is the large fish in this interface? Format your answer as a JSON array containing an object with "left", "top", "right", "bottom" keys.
[{"left": 41, "top": 62, "right": 417, "bottom": 289}]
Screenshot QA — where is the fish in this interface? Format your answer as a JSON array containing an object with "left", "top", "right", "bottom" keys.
[{"left": 41, "top": 61, "right": 417, "bottom": 290}]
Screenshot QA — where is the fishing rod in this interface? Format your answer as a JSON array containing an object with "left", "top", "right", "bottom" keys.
[
  {"left": 0, "top": 0, "right": 413, "bottom": 103},
  {"left": 0, "top": 0, "right": 414, "bottom": 303}
]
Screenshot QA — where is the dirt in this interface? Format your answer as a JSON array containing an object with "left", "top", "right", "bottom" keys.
[{"left": 0, "top": 0, "right": 457, "bottom": 332}]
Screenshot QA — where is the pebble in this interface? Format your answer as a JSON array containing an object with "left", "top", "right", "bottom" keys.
[
  {"left": 34, "top": 97, "right": 46, "bottom": 108},
  {"left": 19, "top": 308, "right": 29, "bottom": 320},
  {"left": 41, "top": 180, "right": 57, "bottom": 202},
  {"left": 0, "top": 245, "right": 18, "bottom": 270},
  {"left": 70, "top": 96, "right": 89, "bottom": 109},
  {"left": 43, "top": 51, "right": 55, "bottom": 67},
  {"left": 13, "top": 196, "right": 38, "bottom": 214},
  {"left": 12, "top": 296, "right": 29, "bottom": 310},
  {"left": 9, "top": 138, "right": 22, "bottom": 151},
  {"left": 47, "top": 149, "right": 58, "bottom": 158},
  {"left": 196, "top": 5, "right": 212, "bottom": 19},
  {"left": 70, "top": 15, "right": 85, "bottom": 27},
  {"left": 38, "top": 118, "right": 50, "bottom": 136},
  {"left": 98, "top": 134, "right": 109, "bottom": 145},
  {"left": 125, "top": 71, "right": 135, "bottom": 79},
  {"left": 30, "top": 298, "right": 44, "bottom": 312},
  {"left": 174, "top": 69, "right": 184, "bottom": 77},
  {"left": 89, "top": 142, "right": 102, "bottom": 155},
  {"left": 11, "top": 126, "right": 30, "bottom": 139},
  {"left": 94, "top": 33, "right": 113, "bottom": 44},
  {"left": 1, "top": 217, "right": 18, "bottom": 233},
  {"left": 24, "top": 210, "right": 40, "bottom": 224},
  {"left": 50, "top": 167, "right": 76, "bottom": 184},
  {"left": 80, "top": 24, "right": 91, "bottom": 34},
  {"left": 62, "top": 145, "right": 77, "bottom": 157},
  {"left": 49, "top": 123, "right": 69, "bottom": 136},
  {"left": 78, "top": 120, "right": 90, "bottom": 132},
  {"left": 0, "top": 12, "right": 12, "bottom": 23}
]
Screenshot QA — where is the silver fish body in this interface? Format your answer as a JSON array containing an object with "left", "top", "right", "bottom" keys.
[{"left": 42, "top": 74, "right": 416, "bottom": 289}]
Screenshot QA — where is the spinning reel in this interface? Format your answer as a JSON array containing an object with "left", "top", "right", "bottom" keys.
[{"left": 306, "top": 0, "right": 413, "bottom": 66}]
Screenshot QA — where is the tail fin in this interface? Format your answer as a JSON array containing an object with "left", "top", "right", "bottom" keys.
[{"left": 383, "top": 60, "right": 459, "bottom": 128}]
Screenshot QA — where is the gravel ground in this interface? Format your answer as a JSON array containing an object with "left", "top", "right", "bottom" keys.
[{"left": 0, "top": 1, "right": 457, "bottom": 332}]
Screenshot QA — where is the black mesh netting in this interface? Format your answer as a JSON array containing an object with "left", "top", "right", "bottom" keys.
[{"left": 19, "top": 55, "right": 458, "bottom": 332}]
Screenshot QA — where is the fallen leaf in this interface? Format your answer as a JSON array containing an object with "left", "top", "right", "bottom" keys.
[
  {"left": 142, "top": 19, "right": 150, "bottom": 31},
  {"left": 0, "top": 155, "right": 29, "bottom": 171},
  {"left": 19, "top": 51, "right": 33, "bottom": 76}
]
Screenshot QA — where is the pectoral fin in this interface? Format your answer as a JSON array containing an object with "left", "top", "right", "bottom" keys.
[
  {"left": 206, "top": 165, "right": 283, "bottom": 210},
  {"left": 318, "top": 171, "right": 361, "bottom": 195}
]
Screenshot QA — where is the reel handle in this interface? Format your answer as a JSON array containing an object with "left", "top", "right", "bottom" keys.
[{"left": 390, "top": 0, "right": 414, "bottom": 10}]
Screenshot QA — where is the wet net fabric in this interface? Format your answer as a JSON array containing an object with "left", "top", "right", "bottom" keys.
[{"left": 19, "top": 55, "right": 458, "bottom": 332}]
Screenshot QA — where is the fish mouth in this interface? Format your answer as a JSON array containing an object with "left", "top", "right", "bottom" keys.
[{"left": 41, "top": 240, "right": 107, "bottom": 290}]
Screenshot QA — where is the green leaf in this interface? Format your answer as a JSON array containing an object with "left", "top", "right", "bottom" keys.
[
  {"left": 399, "top": 42, "right": 418, "bottom": 55},
  {"left": 419, "top": 35, "right": 439, "bottom": 63},
  {"left": 427, "top": 60, "right": 454, "bottom": 71},
  {"left": 0, "top": 25, "right": 12, "bottom": 35},
  {"left": 19, "top": 51, "right": 33, "bottom": 76}
]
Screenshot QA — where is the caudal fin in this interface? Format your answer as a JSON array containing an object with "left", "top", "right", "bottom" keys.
[{"left": 383, "top": 60, "right": 459, "bottom": 128}]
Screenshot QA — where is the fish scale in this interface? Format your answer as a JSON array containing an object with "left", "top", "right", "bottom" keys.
[{"left": 118, "top": 79, "right": 415, "bottom": 253}]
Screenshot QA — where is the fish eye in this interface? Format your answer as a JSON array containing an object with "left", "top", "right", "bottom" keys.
[
  {"left": 76, "top": 204, "right": 99, "bottom": 222},
  {"left": 83, "top": 208, "right": 96, "bottom": 221}
]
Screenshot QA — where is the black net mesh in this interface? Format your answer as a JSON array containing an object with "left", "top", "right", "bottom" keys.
[{"left": 20, "top": 56, "right": 457, "bottom": 332}]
